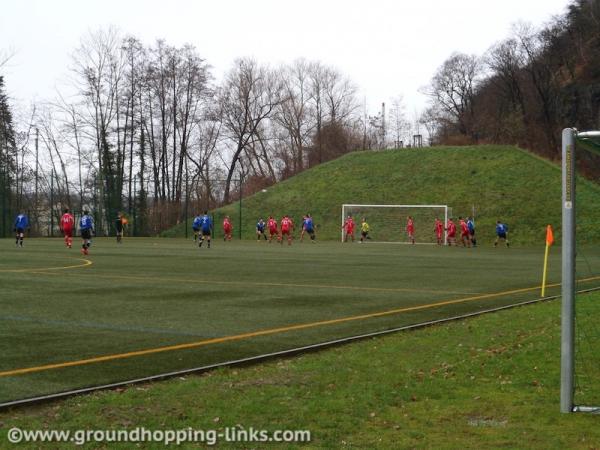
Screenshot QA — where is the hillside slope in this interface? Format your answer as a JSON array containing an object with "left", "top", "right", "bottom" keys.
[{"left": 165, "top": 145, "right": 600, "bottom": 245}]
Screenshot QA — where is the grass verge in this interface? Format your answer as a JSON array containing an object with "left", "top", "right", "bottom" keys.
[{"left": 1, "top": 292, "right": 599, "bottom": 448}]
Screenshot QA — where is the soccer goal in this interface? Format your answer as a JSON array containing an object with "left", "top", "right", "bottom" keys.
[
  {"left": 341, "top": 204, "right": 449, "bottom": 244},
  {"left": 561, "top": 128, "right": 600, "bottom": 414}
]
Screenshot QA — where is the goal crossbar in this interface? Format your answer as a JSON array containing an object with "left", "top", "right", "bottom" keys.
[{"left": 342, "top": 204, "right": 448, "bottom": 208}]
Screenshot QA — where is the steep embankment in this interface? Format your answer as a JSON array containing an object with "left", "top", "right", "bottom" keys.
[{"left": 165, "top": 145, "right": 600, "bottom": 245}]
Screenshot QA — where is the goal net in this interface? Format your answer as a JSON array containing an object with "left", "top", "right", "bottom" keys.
[{"left": 341, "top": 204, "right": 449, "bottom": 244}]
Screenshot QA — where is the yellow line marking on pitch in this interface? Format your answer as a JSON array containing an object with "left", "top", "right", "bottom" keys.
[
  {"left": 0, "top": 258, "right": 93, "bottom": 273},
  {"left": 4, "top": 275, "right": 599, "bottom": 378},
  {"left": 27, "top": 271, "right": 61, "bottom": 276},
  {"left": 50, "top": 271, "right": 484, "bottom": 296}
]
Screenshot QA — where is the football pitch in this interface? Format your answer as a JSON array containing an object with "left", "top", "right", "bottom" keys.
[{"left": 2, "top": 237, "right": 600, "bottom": 405}]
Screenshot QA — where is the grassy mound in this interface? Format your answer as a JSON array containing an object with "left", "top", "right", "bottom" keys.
[{"left": 164, "top": 146, "right": 600, "bottom": 245}]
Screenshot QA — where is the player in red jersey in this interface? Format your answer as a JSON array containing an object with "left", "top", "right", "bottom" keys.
[
  {"left": 280, "top": 215, "right": 294, "bottom": 245},
  {"left": 459, "top": 217, "right": 470, "bottom": 247},
  {"left": 434, "top": 218, "right": 444, "bottom": 245},
  {"left": 267, "top": 216, "right": 278, "bottom": 243},
  {"left": 60, "top": 208, "right": 75, "bottom": 248},
  {"left": 406, "top": 216, "right": 415, "bottom": 244},
  {"left": 446, "top": 218, "right": 457, "bottom": 246},
  {"left": 342, "top": 215, "right": 355, "bottom": 242},
  {"left": 223, "top": 216, "right": 233, "bottom": 241}
]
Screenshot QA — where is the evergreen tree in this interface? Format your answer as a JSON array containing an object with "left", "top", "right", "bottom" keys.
[{"left": 0, "top": 76, "right": 16, "bottom": 237}]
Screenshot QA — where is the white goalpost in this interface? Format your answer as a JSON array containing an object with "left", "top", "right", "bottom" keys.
[{"left": 341, "top": 204, "right": 449, "bottom": 244}]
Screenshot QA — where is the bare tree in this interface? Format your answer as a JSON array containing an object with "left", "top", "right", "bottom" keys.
[
  {"left": 322, "top": 67, "right": 357, "bottom": 124},
  {"left": 419, "top": 106, "right": 442, "bottom": 145},
  {"left": 423, "top": 52, "right": 483, "bottom": 139},
  {"left": 37, "top": 108, "right": 71, "bottom": 203},
  {"left": 71, "top": 27, "right": 126, "bottom": 229},
  {"left": 8, "top": 28, "right": 373, "bottom": 233},
  {"left": 218, "top": 58, "right": 284, "bottom": 203},
  {"left": 54, "top": 94, "right": 88, "bottom": 213},
  {"left": 172, "top": 44, "right": 210, "bottom": 203},
  {"left": 186, "top": 105, "right": 221, "bottom": 208},
  {"left": 308, "top": 62, "right": 358, "bottom": 163},
  {"left": 512, "top": 22, "right": 560, "bottom": 149},
  {"left": 388, "top": 96, "right": 409, "bottom": 148},
  {"left": 145, "top": 39, "right": 174, "bottom": 202},
  {"left": 120, "top": 36, "right": 144, "bottom": 213},
  {"left": 274, "top": 59, "right": 315, "bottom": 175},
  {"left": 485, "top": 38, "right": 528, "bottom": 118}
]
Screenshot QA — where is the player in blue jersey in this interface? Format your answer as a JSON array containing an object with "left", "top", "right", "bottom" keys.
[
  {"left": 494, "top": 220, "right": 509, "bottom": 247},
  {"left": 13, "top": 211, "right": 29, "bottom": 247},
  {"left": 467, "top": 216, "right": 476, "bottom": 247},
  {"left": 79, "top": 210, "right": 95, "bottom": 255},
  {"left": 300, "top": 213, "right": 316, "bottom": 243},
  {"left": 198, "top": 211, "right": 213, "bottom": 248},
  {"left": 192, "top": 215, "right": 202, "bottom": 241},
  {"left": 256, "top": 218, "right": 267, "bottom": 241},
  {"left": 299, "top": 214, "right": 308, "bottom": 242}
]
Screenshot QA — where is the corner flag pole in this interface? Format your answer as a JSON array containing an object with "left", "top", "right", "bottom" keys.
[{"left": 541, "top": 224, "right": 554, "bottom": 297}]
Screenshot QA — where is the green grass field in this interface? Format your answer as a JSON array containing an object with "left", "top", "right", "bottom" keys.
[
  {"left": 2, "top": 291, "right": 599, "bottom": 449},
  {"left": 2, "top": 237, "right": 600, "bottom": 405}
]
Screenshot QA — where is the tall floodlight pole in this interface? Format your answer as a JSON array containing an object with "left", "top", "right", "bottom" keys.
[
  {"left": 34, "top": 128, "right": 39, "bottom": 234},
  {"left": 133, "top": 176, "right": 137, "bottom": 237},
  {"left": 50, "top": 170, "right": 54, "bottom": 237},
  {"left": 381, "top": 102, "right": 386, "bottom": 149},
  {"left": 238, "top": 174, "right": 243, "bottom": 241},
  {"left": 363, "top": 96, "right": 367, "bottom": 150},
  {"left": 2, "top": 142, "right": 7, "bottom": 237},
  {"left": 184, "top": 171, "right": 189, "bottom": 240},
  {"left": 561, "top": 128, "right": 576, "bottom": 413},
  {"left": 1, "top": 153, "right": 5, "bottom": 237},
  {"left": 238, "top": 158, "right": 244, "bottom": 241}
]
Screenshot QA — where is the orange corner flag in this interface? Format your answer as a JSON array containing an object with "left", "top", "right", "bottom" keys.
[
  {"left": 542, "top": 225, "right": 554, "bottom": 296},
  {"left": 546, "top": 225, "right": 554, "bottom": 246}
]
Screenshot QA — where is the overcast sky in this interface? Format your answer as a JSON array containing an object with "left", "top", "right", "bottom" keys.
[{"left": 1, "top": 0, "right": 570, "bottom": 117}]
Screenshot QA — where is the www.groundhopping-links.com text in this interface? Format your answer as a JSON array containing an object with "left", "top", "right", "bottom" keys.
[{"left": 6, "top": 426, "right": 312, "bottom": 446}]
